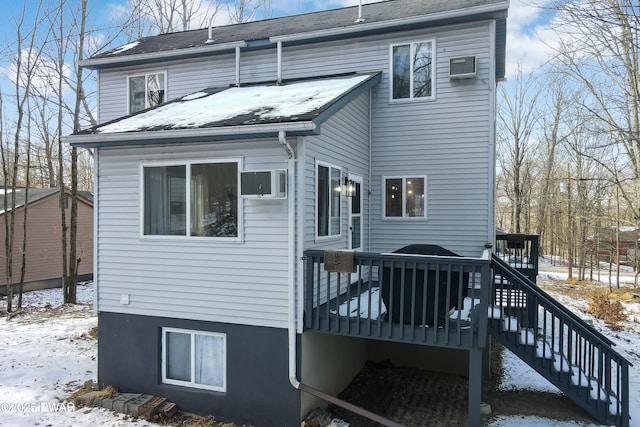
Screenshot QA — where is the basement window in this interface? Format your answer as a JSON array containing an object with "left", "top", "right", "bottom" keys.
[{"left": 162, "top": 328, "right": 226, "bottom": 392}]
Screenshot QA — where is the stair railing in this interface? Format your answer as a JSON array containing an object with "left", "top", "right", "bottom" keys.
[{"left": 491, "top": 254, "right": 631, "bottom": 426}]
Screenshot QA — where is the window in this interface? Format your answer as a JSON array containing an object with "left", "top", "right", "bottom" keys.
[
  {"left": 162, "top": 328, "right": 226, "bottom": 392},
  {"left": 391, "top": 41, "right": 434, "bottom": 100},
  {"left": 317, "top": 162, "right": 341, "bottom": 238},
  {"left": 128, "top": 72, "right": 166, "bottom": 114},
  {"left": 384, "top": 176, "right": 426, "bottom": 218},
  {"left": 143, "top": 160, "right": 239, "bottom": 239}
]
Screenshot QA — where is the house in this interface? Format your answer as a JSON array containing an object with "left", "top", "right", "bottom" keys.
[
  {"left": 587, "top": 226, "right": 638, "bottom": 266},
  {"left": 67, "top": 1, "right": 631, "bottom": 426},
  {"left": 0, "top": 187, "right": 93, "bottom": 295}
]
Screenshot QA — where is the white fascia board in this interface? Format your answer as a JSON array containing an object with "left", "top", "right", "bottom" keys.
[
  {"left": 270, "top": 2, "right": 509, "bottom": 43},
  {"left": 80, "top": 41, "right": 248, "bottom": 69},
  {"left": 64, "top": 121, "right": 316, "bottom": 147}
]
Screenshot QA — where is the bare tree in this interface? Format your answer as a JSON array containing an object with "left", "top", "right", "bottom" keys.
[
  {"left": 497, "top": 67, "right": 540, "bottom": 233},
  {"left": 0, "top": 1, "right": 48, "bottom": 313},
  {"left": 127, "top": 0, "right": 221, "bottom": 36},
  {"left": 225, "top": 0, "right": 271, "bottom": 23},
  {"left": 549, "top": 0, "right": 640, "bottom": 238}
]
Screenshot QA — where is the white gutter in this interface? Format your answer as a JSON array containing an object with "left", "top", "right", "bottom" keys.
[
  {"left": 270, "top": 2, "right": 508, "bottom": 43},
  {"left": 79, "top": 41, "right": 248, "bottom": 68},
  {"left": 279, "top": 130, "right": 300, "bottom": 389},
  {"left": 65, "top": 121, "right": 317, "bottom": 147}
]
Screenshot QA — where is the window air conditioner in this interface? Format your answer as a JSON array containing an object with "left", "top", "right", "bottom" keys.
[
  {"left": 449, "top": 56, "right": 477, "bottom": 79},
  {"left": 240, "top": 170, "right": 287, "bottom": 199}
]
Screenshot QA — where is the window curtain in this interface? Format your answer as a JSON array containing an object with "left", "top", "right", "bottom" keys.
[
  {"left": 195, "top": 334, "right": 224, "bottom": 388},
  {"left": 144, "top": 167, "right": 168, "bottom": 234}
]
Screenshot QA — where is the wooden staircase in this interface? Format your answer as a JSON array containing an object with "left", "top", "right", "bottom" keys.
[{"left": 489, "top": 254, "right": 632, "bottom": 427}]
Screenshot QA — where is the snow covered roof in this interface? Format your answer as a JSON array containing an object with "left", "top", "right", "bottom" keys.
[
  {"left": 68, "top": 72, "right": 381, "bottom": 148},
  {"left": 81, "top": 0, "right": 508, "bottom": 79}
]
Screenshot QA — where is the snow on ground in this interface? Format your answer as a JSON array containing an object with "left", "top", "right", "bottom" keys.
[
  {"left": 0, "top": 284, "right": 162, "bottom": 427},
  {"left": 490, "top": 263, "right": 640, "bottom": 427},
  {"left": 0, "top": 268, "right": 639, "bottom": 427}
]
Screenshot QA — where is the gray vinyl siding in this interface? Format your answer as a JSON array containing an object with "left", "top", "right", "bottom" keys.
[
  {"left": 368, "top": 23, "right": 493, "bottom": 257},
  {"left": 303, "top": 92, "right": 371, "bottom": 252},
  {"left": 95, "top": 139, "right": 292, "bottom": 328},
  {"left": 93, "top": 18, "right": 496, "bottom": 324}
]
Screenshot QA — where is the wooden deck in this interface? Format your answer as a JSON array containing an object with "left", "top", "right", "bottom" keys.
[{"left": 304, "top": 250, "right": 492, "bottom": 350}]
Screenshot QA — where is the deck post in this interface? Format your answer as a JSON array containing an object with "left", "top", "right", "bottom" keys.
[{"left": 468, "top": 346, "right": 483, "bottom": 427}]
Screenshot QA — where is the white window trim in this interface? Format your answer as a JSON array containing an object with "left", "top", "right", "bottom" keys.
[
  {"left": 389, "top": 39, "right": 436, "bottom": 103},
  {"left": 348, "top": 173, "right": 364, "bottom": 251},
  {"left": 161, "top": 327, "right": 227, "bottom": 392},
  {"left": 315, "top": 160, "right": 342, "bottom": 241},
  {"left": 382, "top": 175, "right": 428, "bottom": 220},
  {"left": 139, "top": 158, "right": 243, "bottom": 242},
  {"left": 127, "top": 71, "right": 167, "bottom": 114}
]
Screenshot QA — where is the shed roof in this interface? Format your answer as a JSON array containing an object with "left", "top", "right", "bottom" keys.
[
  {"left": 0, "top": 188, "right": 93, "bottom": 215},
  {"left": 82, "top": 0, "right": 508, "bottom": 77},
  {"left": 68, "top": 72, "right": 381, "bottom": 148}
]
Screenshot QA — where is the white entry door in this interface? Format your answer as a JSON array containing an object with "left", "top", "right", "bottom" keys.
[{"left": 348, "top": 174, "right": 363, "bottom": 251}]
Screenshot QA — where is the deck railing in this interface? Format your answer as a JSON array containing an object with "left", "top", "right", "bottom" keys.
[
  {"left": 495, "top": 234, "right": 539, "bottom": 283},
  {"left": 304, "top": 250, "right": 491, "bottom": 349},
  {"left": 491, "top": 254, "right": 631, "bottom": 426}
]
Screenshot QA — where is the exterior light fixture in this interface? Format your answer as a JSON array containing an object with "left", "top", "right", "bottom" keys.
[{"left": 343, "top": 177, "right": 356, "bottom": 197}]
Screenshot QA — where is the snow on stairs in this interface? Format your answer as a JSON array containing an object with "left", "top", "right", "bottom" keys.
[
  {"left": 490, "top": 255, "right": 630, "bottom": 426},
  {"left": 491, "top": 314, "right": 620, "bottom": 422}
]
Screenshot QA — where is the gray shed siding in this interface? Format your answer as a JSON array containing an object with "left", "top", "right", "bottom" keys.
[{"left": 95, "top": 140, "right": 293, "bottom": 328}]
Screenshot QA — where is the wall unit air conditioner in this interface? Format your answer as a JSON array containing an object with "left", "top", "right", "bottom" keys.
[
  {"left": 449, "top": 56, "right": 477, "bottom": 79},
  {"left": 240, "top": 170, "right": 287, "bottom": 199}
]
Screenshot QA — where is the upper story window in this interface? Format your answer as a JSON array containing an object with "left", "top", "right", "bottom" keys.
[
  {"left": 316, "top": 162, "right": 342, "bottom": 239},
  {"left": 128, "top": 72, "right": 166, "bottom": 114},
  {"left": 383, "top": 176, "right": 427, "bottom": 219},
  {"left": 390, "top": 41, "right": 434, "bottom": 101},
  {"left": 142, "top": 160, "right": 240, "bottom": 240}
]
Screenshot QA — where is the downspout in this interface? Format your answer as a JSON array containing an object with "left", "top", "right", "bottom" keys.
[
  {"left": 279, "top": 130, "right": 300, "bottom": 389},
  {"left": 277, "top": 41, "right": 283, "bottom": 84},
  {"left": 235, "top": 46, "right": 241, "bottom": 86},
  {"left": 367, "top": 88, "right": 372, "bottom": 251}
]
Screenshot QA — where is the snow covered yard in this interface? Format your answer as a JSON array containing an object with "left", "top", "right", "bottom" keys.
[
  {"left": 0, "top": 284, "right": 163, "bottom": 427},
  {"left": 0, "top": 273, "right": 639, "bottom": 427}
]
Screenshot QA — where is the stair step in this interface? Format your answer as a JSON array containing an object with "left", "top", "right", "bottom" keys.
[
  {"left": 502, "top": 316, "right": 520, "bottom": 332},
  {"left": 518, "top": 328, "right": 536, "bottom": 346},
  {"left": 535, "top": 340, "right": 554, "bottom": 360}
]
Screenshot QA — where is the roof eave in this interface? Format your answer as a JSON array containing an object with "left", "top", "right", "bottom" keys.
[
  {"left": 270, "top": 2, "right": 509, "bottom": 44},
  {"left": 313, "top": 72, "right": 381, "bottom": 127},
  {"left": 81, "top": 2, "right": 509, "bottom": 70},
  {"left": 80, "top": 40, "right": 248, "bottom": 69},
  {"left": 65, "top": 121, "right": 317, "bottom": 148}
]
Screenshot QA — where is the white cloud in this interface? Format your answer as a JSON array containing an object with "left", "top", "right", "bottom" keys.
[
  {"left": 0, "top": 49, "right": 72, "bottom": 99},
  {"left": 505, "top": 0, "right": 560, "bottom": 77}
]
